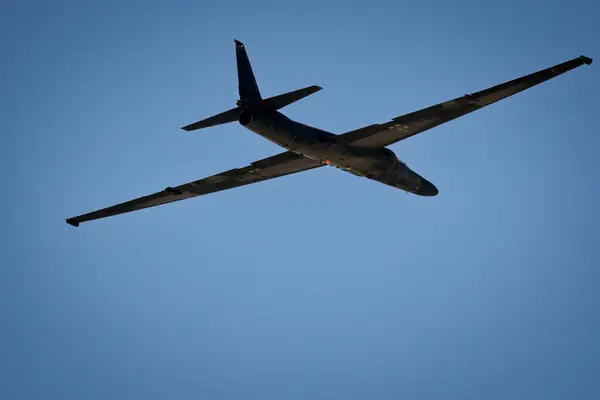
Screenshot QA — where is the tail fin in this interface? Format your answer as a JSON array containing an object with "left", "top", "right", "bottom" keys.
[
  {"left": 181, "top": 40, "right": 322, "bottom": 132},
  {"left": 234, "top": 39, "right": 262, "bottom": 102}
]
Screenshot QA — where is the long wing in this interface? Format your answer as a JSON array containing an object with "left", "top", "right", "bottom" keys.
[
  {"left": 66, "top": 151, "right": 322, "bottom": 227},
  {"left": 338, "top": 55, "right": 592, "bottom": 148}
]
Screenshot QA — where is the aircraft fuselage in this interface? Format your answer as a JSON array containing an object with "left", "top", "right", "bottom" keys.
[{"left": 239, "top": 109, "right": 438, "bottom": 196}]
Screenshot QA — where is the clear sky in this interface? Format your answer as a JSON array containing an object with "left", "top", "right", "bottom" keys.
[{"left": 2, "top": 1, "right": 599, "bottom": 399}]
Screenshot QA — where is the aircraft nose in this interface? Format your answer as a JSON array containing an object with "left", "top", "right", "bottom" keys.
[{"left": 416, "top": 177, "right": 439, "bottom": 196}]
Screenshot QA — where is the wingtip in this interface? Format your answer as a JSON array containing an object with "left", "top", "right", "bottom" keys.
[
  {"left": 306, "top": 85, "right": 323, "bottom": 93},
  {"left": 580, "top": 55, "right": 593, "bottom": 65},
  {"left": 66, "top": 218, "right": 80, "bottom": 227},
  {"left": 234, "top": 39, "right": 245, "bottom": 48}
]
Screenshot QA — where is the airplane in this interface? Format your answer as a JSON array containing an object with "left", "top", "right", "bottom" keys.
[{"left": 66, "top": 40, "right": 592, "bottom": 227}]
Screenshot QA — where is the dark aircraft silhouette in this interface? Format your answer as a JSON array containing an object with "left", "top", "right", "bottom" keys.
[{"left": 66, "top": 40, "right": 592, "bottom": 227}]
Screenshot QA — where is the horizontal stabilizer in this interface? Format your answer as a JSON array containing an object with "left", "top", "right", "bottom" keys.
[
  {"left": 181, "top": 106, "right": 241, "bottom": 131},
  {"left": 181, "top": 86, "right": 322, "bottom": 132},
  {"left": 260, "top": 85, "right": 322, "bottom": 110}
]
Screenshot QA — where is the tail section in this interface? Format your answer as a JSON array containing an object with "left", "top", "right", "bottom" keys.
[
  {"left": 181, "top": 39, "right": 322, "bottom": 132},
  {"left": 234, "top": 39, "right": 262, "bottom": 103}
]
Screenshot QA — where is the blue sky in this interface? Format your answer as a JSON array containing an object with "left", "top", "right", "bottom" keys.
[{"left": 2, "top": 1, "right": 599, "bottom": 398}]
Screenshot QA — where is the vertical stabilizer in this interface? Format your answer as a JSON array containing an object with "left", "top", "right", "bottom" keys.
[{"left": 234, "top": 39, "right": 262, "bottom": 102}]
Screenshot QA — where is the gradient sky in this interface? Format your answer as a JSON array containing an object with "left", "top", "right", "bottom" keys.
[{"left": 2, "top": 1, "right": 599, "bottom": 399}]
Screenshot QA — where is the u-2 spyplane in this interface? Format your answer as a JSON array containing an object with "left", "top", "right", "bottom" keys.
[{"left": 66, "top": 40, "right": 592, "bottom": 227}]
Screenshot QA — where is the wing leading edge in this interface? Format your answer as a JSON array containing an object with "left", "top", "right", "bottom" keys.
[
  {"left": 338, "top": 55, "right": 592, "bottom": 148},
  {"left": 66, "top": 152, "right": 322, "bottom": 227}
]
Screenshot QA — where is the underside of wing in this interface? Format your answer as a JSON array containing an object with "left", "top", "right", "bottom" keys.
[
  {"left": 66, "top": 151, "right": 322, "bottom": 227},
  {"left": 338, "top": 55, "right": 592, "bottom": 148}
]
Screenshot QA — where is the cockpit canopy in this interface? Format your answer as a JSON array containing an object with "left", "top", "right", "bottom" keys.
[
  {"left": 380, "top": 148, "right": 406, "bottom": 165},
  {"left": 381, "top": 148, "right": 395, "bottom": 158}
]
